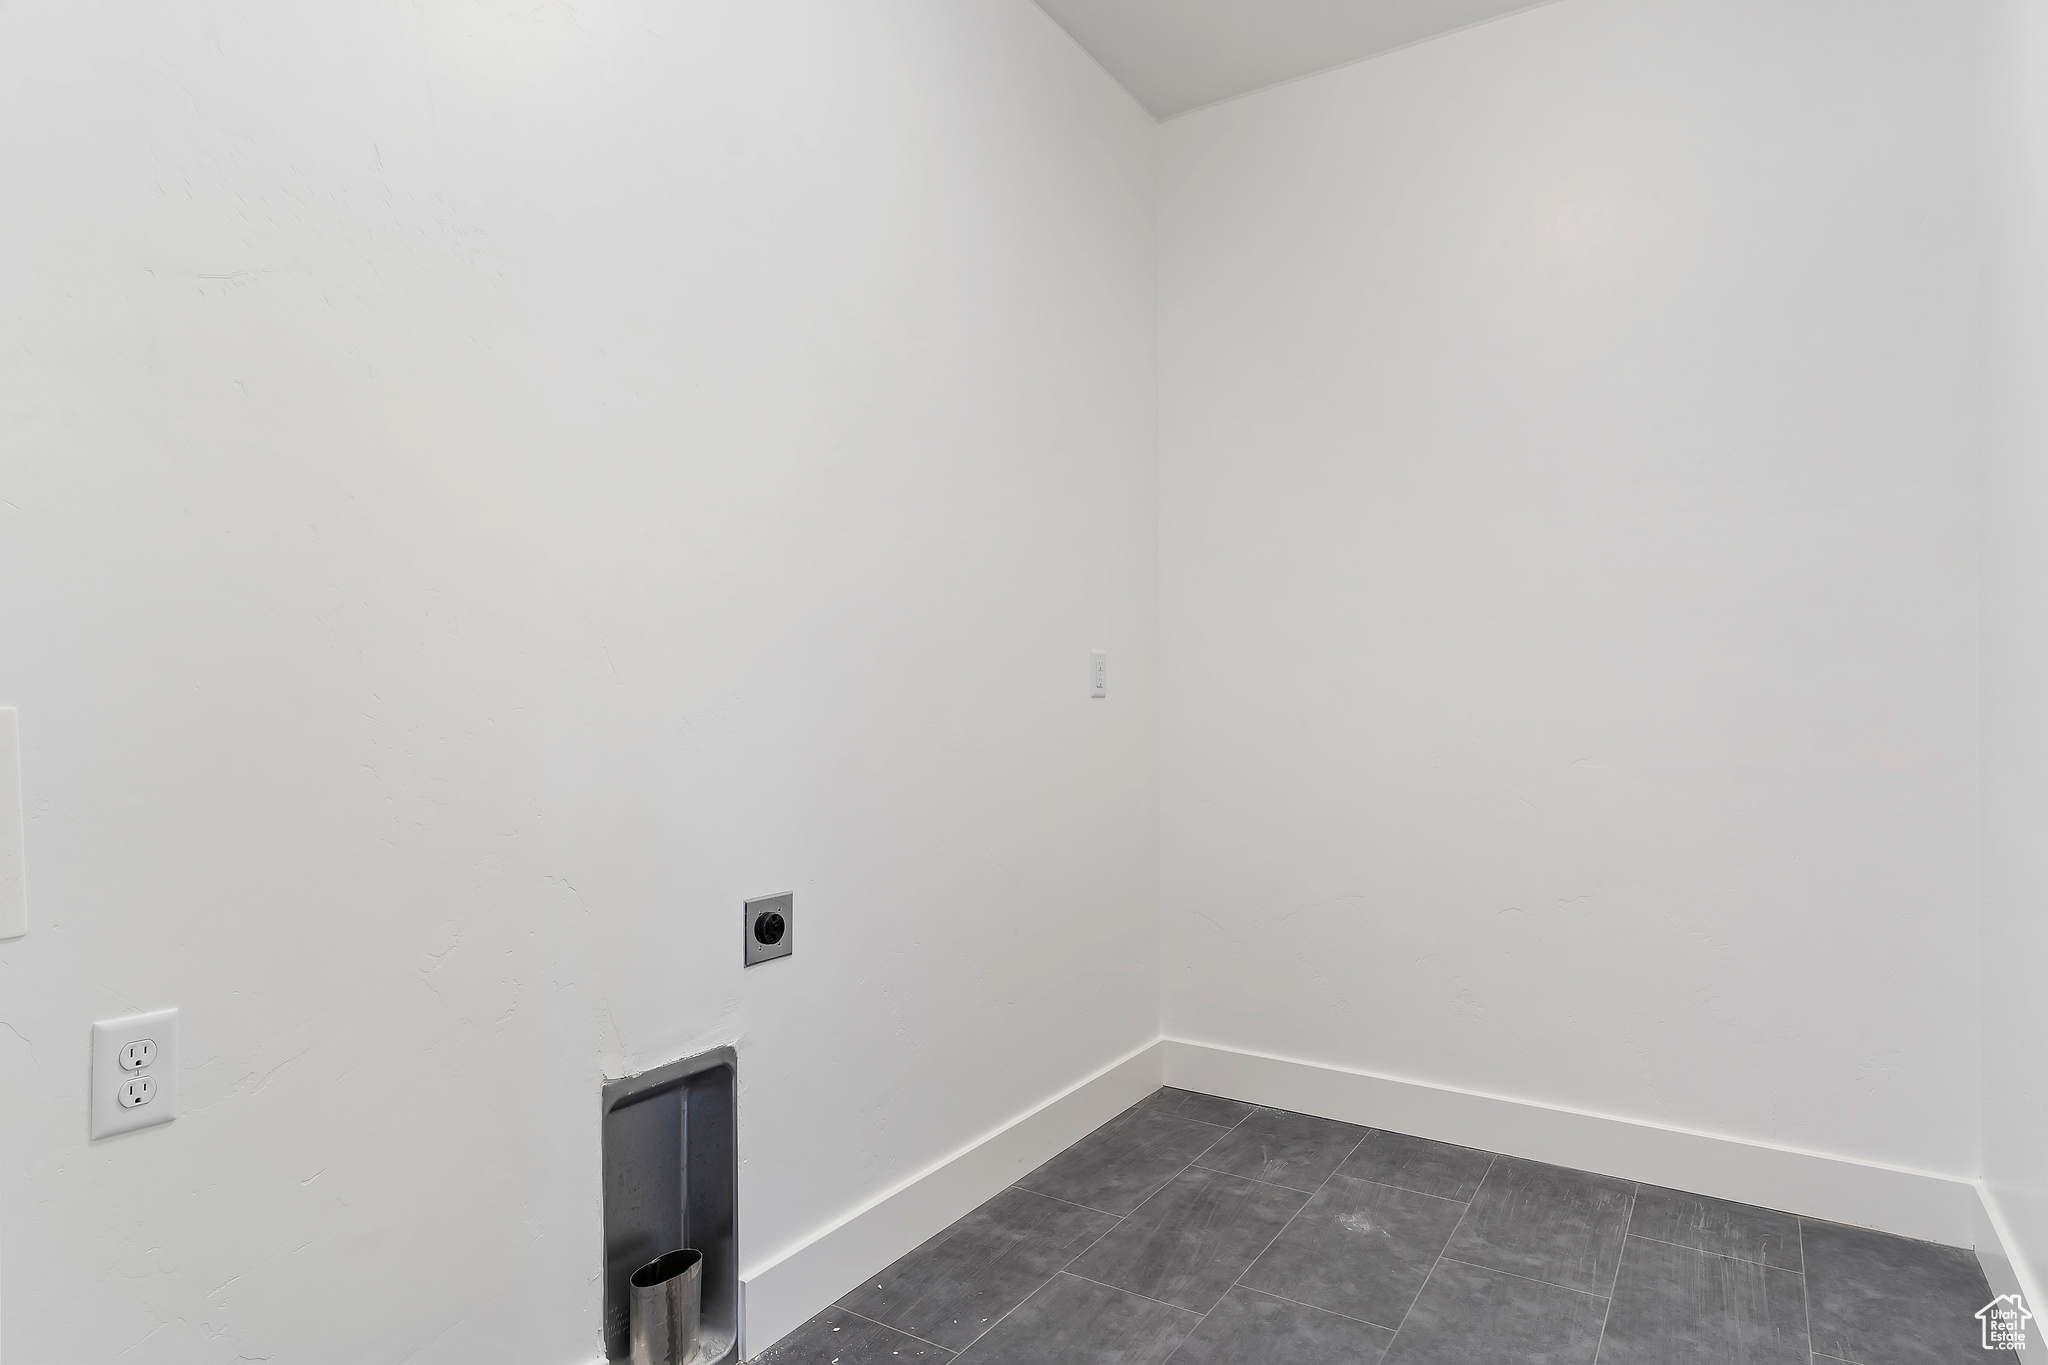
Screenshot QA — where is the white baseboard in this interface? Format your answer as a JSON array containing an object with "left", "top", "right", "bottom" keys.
[
  {"left": 1976, "top": 1183, "right": 2047, "bottom": 1351},
  {"left": 1162, "top": 1038, "right": 1981, "bottom": 1248},
  {"left": 737, "top": 1040, "right": 1164, "bottom": 1357},
  {"left": 732, "top": 1036, "right": 2017, "bottom": 1361}
]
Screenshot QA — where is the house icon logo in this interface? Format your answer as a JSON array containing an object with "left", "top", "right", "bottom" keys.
[{"left": 1979, "top": 1293, "right": 2033, "bottom": 1351}]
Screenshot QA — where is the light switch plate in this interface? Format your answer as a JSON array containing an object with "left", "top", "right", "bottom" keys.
[
  {"left": 92, "top": 1008, "right": 178, "bottom": 1139},
  {"left": 0, "top": 707, "right": 23, "bottom": 940}
]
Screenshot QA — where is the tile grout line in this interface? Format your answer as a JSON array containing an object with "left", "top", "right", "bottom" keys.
[
  {"left": 1799, "top": 1218, "right": 1823, "bottom": 1365},
  {"left": 1055, "top": 1194, "right": 1132, "bottom": 1270},
  {"left": 985, "top": 1184, "right": 1150, "bottom": 1351},
  {"left": 829, "top": 1097, "right": 1893, "bottom": 1365},
  {"left": 924, "top": 1099, "right": 1674, "bottom": 1364},
  {"left": 1183, "top": 1161, "right": 1326, "bottom": 1197},
  {"left": 1183, "top": 1159, "right": 1472, "bottom": 1208},
  {"left": 948, "top": 1122, "right": 1159, "bottom": 1363},
  {"left": 1161, "top": 1120, "right": 1374, "bottom": 1363},
  {"left": 1314, "top": 1171, "right": 1468, "bottom": 1207},
  {"left": 845, "top": 1096, "right": 1313, "bottom": 1363},
  {"left": 1588, "top": 1182, "right": 1638, "bottom": 1365},
  {"left": 1222, "top": 1284, "right": 1407, "bottom": 1333},
  {"left": 1376, "top": 1153, "right": 1498, "bottom": 1356},
  {"left": 949, "top": 1088, "right": 1231, "bottom": 1362},
  {"left": 1061, "top": 1269, "right": 1203, "bottom": 1316},
  {"left": 1163, "top": 1106, "right": 1240, "bottom": 1177},
  {"left": 853, "top": 1203, "right": 1128, "bottom": 1362},
  {"left": 1229, "top": 1128, "right": 1372, "bottom": 1283},
  {"left": 1432, "top": 1254, "right": 1612, "bottom": 1300},
  {"left": 1326, "top": 1172, "right": 1479, "bottom": 1205},
  {"left": 944, "top": 1231, "right": 1122, "bottom": 1363},
  {"left": 1622, "top": 1230, "right": 1804, "bottom": 1274},
  {"left": 1009, "top": 1184, "right": 1121, "bottom": 1217},
  {"left": 1167, "top": 1093, "right": 1257, "bottom": 1134},
  {"left": 834, "top": 1305, "right": 959, "bottom": 1356},
  {"left": 949, "top": 1273, "right": 1069, "bottom": 1359},
  {"left": 1082, "top": 1097, "right": 1254, "bottom": 1365},
  {"left": 1620, "top": 1181, "right": 1807, "bottom": 1275},
  {"left": 1159, "top": 1114, "right": 1244, "bottom": 1134},
  {"left": 858, "top": 1103, "right": 1648, "bottom": 1365}
]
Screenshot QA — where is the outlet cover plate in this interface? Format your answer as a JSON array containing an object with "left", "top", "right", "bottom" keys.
[
  {"left": 743, "top": 892, "right": 793, "bottom": 967},
  {"left": 92, "top": 1008, "right": 178, "bottom": 1139}
]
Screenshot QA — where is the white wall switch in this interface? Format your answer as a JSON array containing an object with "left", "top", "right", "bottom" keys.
[
  {"left": 1090, "top": 649, "right": 1108, "bottom": 699},
  {"left": 92, "top": 1008, "right": 178, "bottom": 1139},
  {"left": 0, "top": 707, "right": 23, "bottom": 940}
]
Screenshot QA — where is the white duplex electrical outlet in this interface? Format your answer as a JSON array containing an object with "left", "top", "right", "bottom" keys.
[{"left": 92, "top": 1008, "right": 177, "bottom": 1139}]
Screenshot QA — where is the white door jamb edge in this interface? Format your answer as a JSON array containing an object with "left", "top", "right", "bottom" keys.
[
  {"left": 739, "top": 1038, "right": 1164, "bottom": 1355},
  {"left": 1162, "top": 1038, "right": 1979, "bottom": 1247}
]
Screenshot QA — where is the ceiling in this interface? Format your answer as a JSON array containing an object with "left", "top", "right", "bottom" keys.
[{"left": 1032, "top": 0, "right": 1553, "bottom": 119}]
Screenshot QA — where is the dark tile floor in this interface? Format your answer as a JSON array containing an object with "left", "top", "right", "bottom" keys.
[{"left": 755, "top": 1088, "right": 1994, "bottom": 1365}]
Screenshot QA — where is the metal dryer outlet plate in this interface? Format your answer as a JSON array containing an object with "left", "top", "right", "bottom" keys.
[{"left": 743, "top": 892, "right": 792, "bottom": 967}]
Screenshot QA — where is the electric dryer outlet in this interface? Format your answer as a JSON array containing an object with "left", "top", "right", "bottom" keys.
[{"left": 744, "top": 892, "right": 793, "bottom": 966}]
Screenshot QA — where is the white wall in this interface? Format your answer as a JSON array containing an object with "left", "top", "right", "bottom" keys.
[
  {"left": 0, "top": 3, "right": 1159, "bottom": 1361},
  {"left": 1981, "top": 0, "right": 2048, "bottom": 1314},
  {"left": 1159, "top": 0, "right": 1982, "bottom": 1177}
]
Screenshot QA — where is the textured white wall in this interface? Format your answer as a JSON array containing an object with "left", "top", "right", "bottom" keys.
[
  {"left": 1981, "top": 0, "right": 2048, "bottom": 1313},
  {"left": 1158, "top": 0, "right": 1982, "bottom": 1177},
  {"left": 0, "top": 3, "right": 1159, "bottom": 1361}
]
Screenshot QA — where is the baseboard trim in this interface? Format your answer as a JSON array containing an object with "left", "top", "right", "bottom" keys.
[
  {"left": 1162, "top": 1038, "right": 1980, "bottom": 1248},
  {"left": 738, "top": 1040, "right": 1164, "bottom": 1356},
  {"left": 1976, "top": 1183, "right": 2047, "bottom": 1351},
  {"left": 734, "top": 1037, "right": 2006, "bottom": 1358}
]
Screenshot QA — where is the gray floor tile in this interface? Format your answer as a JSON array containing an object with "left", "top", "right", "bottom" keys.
[
  {"left": 1133, "top": 1087, "right": 1256, "bottom": 1129},
  {"left": 953, "top": 1273, "right": 1198, "bottom": 1365},
  {"left": 1018, "top": 1107, "right": 1227, "bottom": 1215},
  {"left": 793, "top": 1103, "right": 2006, "bottom": 1365},
  {"left": 1167, "top": 1286, "right": 1394, "bottom": 1365},
  {"left": 1067, "top": 1166, "right": 1308, "bottom": 1313},
  {"left": 1240, "top": 1174, "right": 1467, "bottom": 1328},
  {"left": 1440, "top": 1155, "right": 1635, "bottom": 1295},
  {"left": 1379, "top": 1258, "right": 1607, "bottom": 1365},
  {"left": 1628, "top": 1184, "right": 1802, "bottom": 1271},
  {"left": 757, "top": 1306, "right": 955, "bottom": 1362},
  {"left": 838, "top": 1186, "right": 1121, "bottom": 1349},
  {"left": 1598, "top": 1234, "right": 1809, "bottom": 1365},
  {"left": 1801, "top": 1219, "right": 1991, "bottom": 1365},
  {"left": 1194, "top": 1107, "right": 1369, "bottom": 1193},
  {"left": 1337, "top": 1130, "right": 1495, "bottom": 1203}
]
